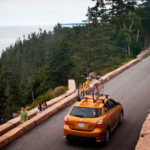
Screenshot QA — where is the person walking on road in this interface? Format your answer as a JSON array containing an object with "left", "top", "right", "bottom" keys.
[{"left": 20, "top": 106, "right": 28, "bottom": 124}]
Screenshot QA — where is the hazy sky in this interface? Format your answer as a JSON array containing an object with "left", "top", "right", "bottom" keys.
[{"left": 0, "top": 0, "right": 94, "bottom": 26}]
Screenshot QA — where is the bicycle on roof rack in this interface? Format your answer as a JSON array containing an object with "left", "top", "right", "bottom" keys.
[
  {"left": 77, "top": 76, "right": 107, "bottom": 103},
  {"left": 92, "top": 78, "right": 105, "bottom": 102},
  {"left": 77, "top": 78, "right": 90, "bottom": 101}
]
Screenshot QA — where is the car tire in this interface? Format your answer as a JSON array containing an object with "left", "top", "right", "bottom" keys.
[
  {"left": 105, "top": 129, "right": 110, "bottom": 143},
  {"left": 119, "top": 112, "right": 124, "bottom": 124},
  {"left": 66, "top": 136, "right": 72, "bottom": 143}
]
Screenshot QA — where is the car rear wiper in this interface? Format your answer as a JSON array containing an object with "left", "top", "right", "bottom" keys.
[{"left": 74, "top": 115, "right": 84, "bottom": 118}]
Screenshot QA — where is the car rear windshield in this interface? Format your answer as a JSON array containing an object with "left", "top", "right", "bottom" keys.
[{"left": 70, "top": 107, "right": 101, "bottom": 118}]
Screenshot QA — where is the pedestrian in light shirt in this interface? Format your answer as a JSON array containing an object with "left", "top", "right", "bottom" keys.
[{"left": 36, "top": 104, "right": 42, "bottom": 114}]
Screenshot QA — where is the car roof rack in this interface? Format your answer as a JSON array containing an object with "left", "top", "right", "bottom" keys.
[
  {"left": 92, "top": 92, "right": 109, "bottom": 103},
  {"left": 101, "top": 94, "right": 109, "bottom": 98}
]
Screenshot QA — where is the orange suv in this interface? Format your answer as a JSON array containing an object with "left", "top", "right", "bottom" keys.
[{"left": 63, "top": 96, "right": 124, "bottom": 143}]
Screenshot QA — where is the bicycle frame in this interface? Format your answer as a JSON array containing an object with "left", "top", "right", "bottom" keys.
[
  {"left": 92, "top": 79, "right": 104, "bottom": 102},
  {"left": 78, "top": 80, "right": 89, "bottom": 100}
]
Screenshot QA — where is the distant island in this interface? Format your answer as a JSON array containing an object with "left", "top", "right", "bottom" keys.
[{"left": 61, "top": 23, "right": 85, "bottom": 26}]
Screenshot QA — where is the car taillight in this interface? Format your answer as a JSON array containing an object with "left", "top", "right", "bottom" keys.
[
  {"left": 64, "top": 116, "right": 69, "bottom": 125},
  {"left": 96, "top": 120, "right": 103, "bottom": 128}
]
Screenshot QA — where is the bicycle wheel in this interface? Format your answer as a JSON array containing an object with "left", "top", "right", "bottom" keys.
[
  {"left": 86, "top": 82, "right": 91, "bottom": 94},
  {"left": 100, "top": 85, "right": 104, "bottom": 95},
  {"left": 92, "top": 84, "right": 100, "bottom": 102},
  {"left": 97, "top": 83, "right": 101, "bottom": 96},
  {"left": 78, "top": 84, "right": 84, "bottom": 100}
]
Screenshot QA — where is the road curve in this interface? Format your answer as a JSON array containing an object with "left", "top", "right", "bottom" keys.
[{"left": 3, "top": 56, "right": 150, "bottom": 150}]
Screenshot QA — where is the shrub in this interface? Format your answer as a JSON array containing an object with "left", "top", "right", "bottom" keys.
[
  {"left": 28, "top": 86, "right": 67, "bottom": 110},
  {"left": 53, "top": 86, "right": 67, "bottom": 97},
  {"left": 37, "top": 91, "right": 54, "bottom": 104},
  {"left": 28, "top": 101, "right": 38, "bottom": 109}
]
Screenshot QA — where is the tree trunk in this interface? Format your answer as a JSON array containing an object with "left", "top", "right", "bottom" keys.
[
  {"left": 136, "top": 30, "right": 140, "bottom": 42},
  {"left": 128, "top": 45, "right": 131, "bottom": 55},
  {"left": 31, "top": 86, "right": 35, "bottom": 102},
  {"left": 87, "top": 45, "right": 91, "bottom": 76},
  {"left": 127, "top": 17, "right": 134, "bottom": 55},
  {"left": 7, "top": 97, "right": 10, "bottom": 116}
]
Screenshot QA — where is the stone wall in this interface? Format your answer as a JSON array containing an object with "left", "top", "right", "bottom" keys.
[{"left": 135, "top": 112, "right": 150, "bottom": 150}]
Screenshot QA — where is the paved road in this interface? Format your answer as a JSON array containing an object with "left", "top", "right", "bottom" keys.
[{"left": 3, "top": 57, "right": 150, "bottom": 150}]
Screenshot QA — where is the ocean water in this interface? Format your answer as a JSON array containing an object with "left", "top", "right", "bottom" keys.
[{"left": 0, "top": 25, "right": 54, "bottom": 56}]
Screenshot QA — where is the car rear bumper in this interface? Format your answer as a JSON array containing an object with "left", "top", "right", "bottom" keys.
[{"left": 64, "top": 125, "right": 106, "bottom": 142}]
